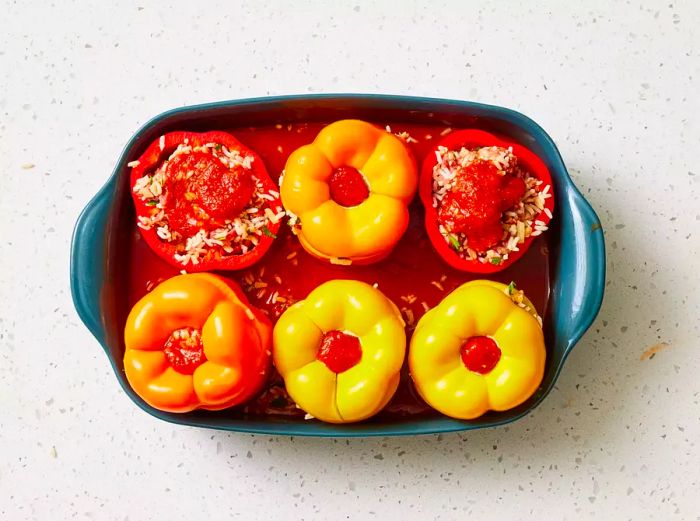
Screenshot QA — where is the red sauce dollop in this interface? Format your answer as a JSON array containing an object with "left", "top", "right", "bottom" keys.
[
  {"left": 438, "top": 160, "right": 525, "bottom": 252},
  {"left": 328, "top": 166, "right": 370, "bottom": 207},
  {"left": 163, "top": 327, "right": 207, "bottom": 375},
  {"left": 163, "top": 151, "right": 254, "bottom": 235},
  {"left": 316, "top": 330, "right": 363, "bottom": 373},
  {"left": 460, "top": 336, "right": 501, "bottom": 374}
]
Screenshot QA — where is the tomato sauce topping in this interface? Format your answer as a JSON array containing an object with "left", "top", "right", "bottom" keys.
[
  {"left": 163, "top": 151, "right": 254, "bottom": 236},
  {"left": 328, "top": 166, "right": 370, "bottom": 207},
  {"left": 438, "top": 160, "right": 525, "bottom": 252},
  {"left": 317, "top": 330, "right": 363, "bottom": 373},
  {"left": 163, "top": 327, "right": 207, "bottom": 375},
  {"left": 460, "top": 336, "right": 501, "bottom": 374}
]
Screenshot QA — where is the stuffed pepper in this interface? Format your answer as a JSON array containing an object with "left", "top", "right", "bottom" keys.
[
  {"left": 280, "top": 119, "right": 417, "bottom": 264},
  {"left": 420, "top": 129, "right": 554, "bottom": 273},
  {"left": 130, "top": 131, "right": 282, "bottom": 271},
  {"left": 273, "top": 280, "right": 406, "bottom": 423},
  {"left": 409, "top": 280, "right": 545, "bottom": 419},
  {"left": 123, "top": 273, "right": 272, "bottom": 413}
]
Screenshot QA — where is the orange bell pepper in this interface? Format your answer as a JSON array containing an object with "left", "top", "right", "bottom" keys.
[
  {"left": 273, "top": 280, "right": 406, "bottom": 423},
  {"left": 123, "top": 273, "right": 271, "bottom": 413},
  {"left": 409, "top": 280, "right": 545, "bottom": 420},
  {"left": 281, "top": 119, "right": 417, "bottom": 264}
]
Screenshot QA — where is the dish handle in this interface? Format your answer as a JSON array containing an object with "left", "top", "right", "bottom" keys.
[
  {"left": 70, "top": 181, "right": 115, "bottom": 346},
  {"left": 555, "top": 184, "right": 606, "bottom": 352}
]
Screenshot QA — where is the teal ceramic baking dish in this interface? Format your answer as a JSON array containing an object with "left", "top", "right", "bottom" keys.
[{"left": 70, "top": 94, "right": 605, "bottom": 436}]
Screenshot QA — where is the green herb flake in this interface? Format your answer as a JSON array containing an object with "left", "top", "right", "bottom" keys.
[
  {"left": 507, "top": 281, "right": 516, "bottom": 294},
  {"left": 214, "top": 144, "right": 222, "bottom": 151},
  {"left": 490, "top": 257, "right": 502, "bottom": 265},
  {"left": 448, "top": 234, "right": 461, "bottom": 251},
  {"left": 262, "top": 225, "right": 277, "bottom": 239},
  {"left": 145, "top": 200, "right": 158, "bottom": 206}
]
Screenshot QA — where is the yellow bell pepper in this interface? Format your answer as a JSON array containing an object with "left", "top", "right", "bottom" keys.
[
  {"left": 124, "top": 273, "right": 272, "bottom": 413},
  {"left": 273, "top": 280, "right": 406, "bottom": 423},
  {"left": 409, "top": 280, "right": 545, "bottom": 420},
  {"left": 281, "top": 119, "right": 417, "bottom": 264}
]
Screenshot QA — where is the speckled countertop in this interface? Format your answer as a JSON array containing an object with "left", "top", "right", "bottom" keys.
[{"left": 1, "top": 1, "right": 699, "bottom": 519}]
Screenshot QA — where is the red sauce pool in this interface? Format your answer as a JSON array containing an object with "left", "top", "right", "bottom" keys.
[{"left": 126, "top": 122, "right": 551, "bottom": 420}]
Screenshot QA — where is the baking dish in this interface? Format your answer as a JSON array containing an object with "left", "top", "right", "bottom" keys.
[{"left": 70, "top": 94, "right": 605, "bottom": 436}]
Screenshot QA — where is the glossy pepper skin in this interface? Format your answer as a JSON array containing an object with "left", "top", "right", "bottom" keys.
[
  {"left": 124, "top": 274, "right": 272, "bottom": 413},
  {"left": 281, "top": 120, "right": 418, "bottom": 264},
  {"left": 130, "top": 131, "right": 280, "bottom": 271},
  {"left": 409, "top": 280, "right": 545, "bottom": 419},
  {"left": 420, "top": 129, "right": 554, "bottom": 273},
  {"left": 273, "top": 280, "right": 406, "bottom": 423}
]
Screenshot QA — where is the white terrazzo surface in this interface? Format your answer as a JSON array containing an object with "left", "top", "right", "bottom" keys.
[{"left": 1, "top": 1, "right": 699, "bottom": 519}]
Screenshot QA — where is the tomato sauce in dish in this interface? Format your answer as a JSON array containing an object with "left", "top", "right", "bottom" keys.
[{"left": 126, "top": 122, "right": 552, "bottom": 420}]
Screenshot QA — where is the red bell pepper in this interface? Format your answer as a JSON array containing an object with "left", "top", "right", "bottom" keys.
[
  {"left": 419, "top": 129, "right": 555, "bottom": 273},
  {"left": 129, "top": 131, "right": 281, "bottom": 271}
]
